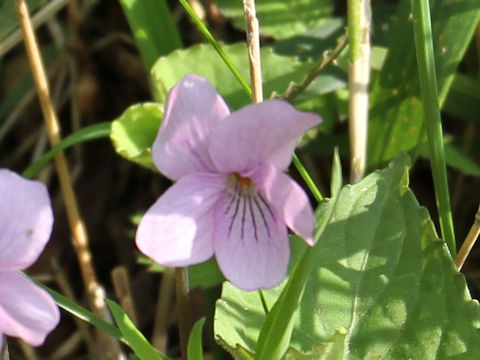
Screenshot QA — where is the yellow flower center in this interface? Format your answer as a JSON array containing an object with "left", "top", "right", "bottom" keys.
[{"left": 234, "top": 173, "right": 253, "bottom": 188}]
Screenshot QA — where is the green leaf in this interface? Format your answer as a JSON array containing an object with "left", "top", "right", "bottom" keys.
[
  {"left": 23, "top": 122, "right": 111, "bottom": 179},
  {"left": 215, "top": 154, "right": 480, "bottom": 358},
  {"left": 106, "top": 299, "right": 170, "bottom": 360},
  {"left": 188, "top": 258, "right": 225, "bottom": 289},
  {"left": 151, "top": 43, "right": 343, "bottom": 113},
  {"left": 119, "top": 0, "right": 182, "bottom": 70},
  {"left": 110, "top": 102, "right": 163, "bottom": 169},
  {"left": 285, "top": 330, "right": 347, "bottom": 360},
  {"left": 187, "top": 318, "right": 205, "bottom": 360},
  {"left": 215, "top": 0, "right": 333, "bottom": 40},
  {"left": 368, "top": 0, "right": 480, "bottom": 167}
]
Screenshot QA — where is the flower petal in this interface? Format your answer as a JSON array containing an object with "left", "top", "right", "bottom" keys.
[
  {"left": 209, "top": 100, "right": 321, "bottom": 173},
  {"left": 0, "top": 169, "right": 53, "bottom": 270},
  {"left": 0, "top": 271, "right": 60, "bottom": 346},
  {"left": 251, "top": 164, "right": 315, "bottom": 245},
  {"left": 152, "top": 74, "right": 231, "bottom": 180},
  {"left": 136, "top": 173, "right": 227, "bottom": 267},
  {"left": 213, "top": 189, "right": 290, "bottom": 290}
]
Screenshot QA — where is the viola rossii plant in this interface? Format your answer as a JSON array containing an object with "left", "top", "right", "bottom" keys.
[
  {"left": 136, "top": 74, "right": 321, "bottom": 290},
  {"left": 0, "top": 169, "right": 59, "bottom": 348}
]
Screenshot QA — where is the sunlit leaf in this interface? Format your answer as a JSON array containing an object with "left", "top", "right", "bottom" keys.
[
  {"left": 151, "top": 42, "right": 345, "bottom": 115},
  {"left": 215, "top": 0, "right": 333, "bottom": 40},
  {"left": 110, "top": 102, "right": 163, "bottom": 170},
  {"left": 215, "top": 154, "right": 480, "bottom": 358}
]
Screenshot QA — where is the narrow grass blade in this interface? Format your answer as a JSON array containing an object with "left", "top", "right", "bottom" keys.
[
  {"left": 22, "top": 122, "right": 110, "bottom": 179},
  {"left": 36, "top": 282, "right": 123, "bottom": 341},
  {"left": 106, "top": 299, "right": 172, "bottom": 360},
  {"left": 178, "top": 0, "right": 251, "bottom": 97},
  {"left": 410, "top": 0, "right": 455, "bottom": 255}
]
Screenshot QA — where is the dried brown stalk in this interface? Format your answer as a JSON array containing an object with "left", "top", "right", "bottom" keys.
[
  {"left": 455, "top": 204, "right": 480, "bottom": 270},
  {"left": 13, "top": 1, "right": 123, "bottom": 358}
]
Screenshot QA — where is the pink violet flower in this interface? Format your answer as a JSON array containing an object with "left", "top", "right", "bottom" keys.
[
  {"left": 136, "top": 74, "right": 321, "bottom": 290},
  {"left": 0, "top": 169, "right": 60, "bottom": 348}
]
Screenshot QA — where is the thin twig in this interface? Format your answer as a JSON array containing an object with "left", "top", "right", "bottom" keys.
[
  {"left": 243, "top": 0, "right": 263, "bottom": 103},
  {"left": 348, "top": 0, "right": 370, "bottom": 184},
  {"left": 0, "top": 0, "right": 69, "bottom": 57},
  {"left": 111, "top": 267, "right": 138, "bottom": 325},
  {"left": 175, "top": 267, "right": 191, "bottom": 360},
  {"left": 455, "top": 204, "right": 480, "bottom": 270},
  {"left": 13, "top": 1, "right": 124, "bottom": 359},
  {"left": 278, "top": 35, "right": 348, "bottom": 102}
]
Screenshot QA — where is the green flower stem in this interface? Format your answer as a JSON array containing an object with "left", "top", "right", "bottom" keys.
[
  {"left": 258, "top": 290, "right": 269, "bottom": 314},
  {"left": 293, "top": 153, "right": 324, "bottom": 203},
  {"left": 411, "top": 0, "right": 456, "bottom": 256},
  {"left": 175, "top": 267, "right": 192, "bottom": 360}
]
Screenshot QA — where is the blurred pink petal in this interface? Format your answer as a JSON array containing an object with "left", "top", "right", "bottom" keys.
[
  {"left": 140, "top": 74, "right": 321, "bottom": 290},
  {"left": 136, "top": 173, "right": 227, "bottom": 266},
  {"left": 152, "top": 74, "right": 230, "bottom": 180},
  {"left": 0, "top": 271, "right": 60, "bottom": 346},
  {"left": 0, "top": 169, "right": 53, "bottom": 270}
]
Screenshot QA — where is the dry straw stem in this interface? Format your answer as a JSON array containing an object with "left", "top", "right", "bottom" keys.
[
  {"left": 348, "top": 0, "right": 371, "bottom": 184},
  {"left": 455, "top": 204, "right": 480, "bottom": 270},
  {"left": 14, "top": 1, "right": 124, "bottom": 358},
  {"left": 243, "top": 0, "right": 263, "bottom": 103}
]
